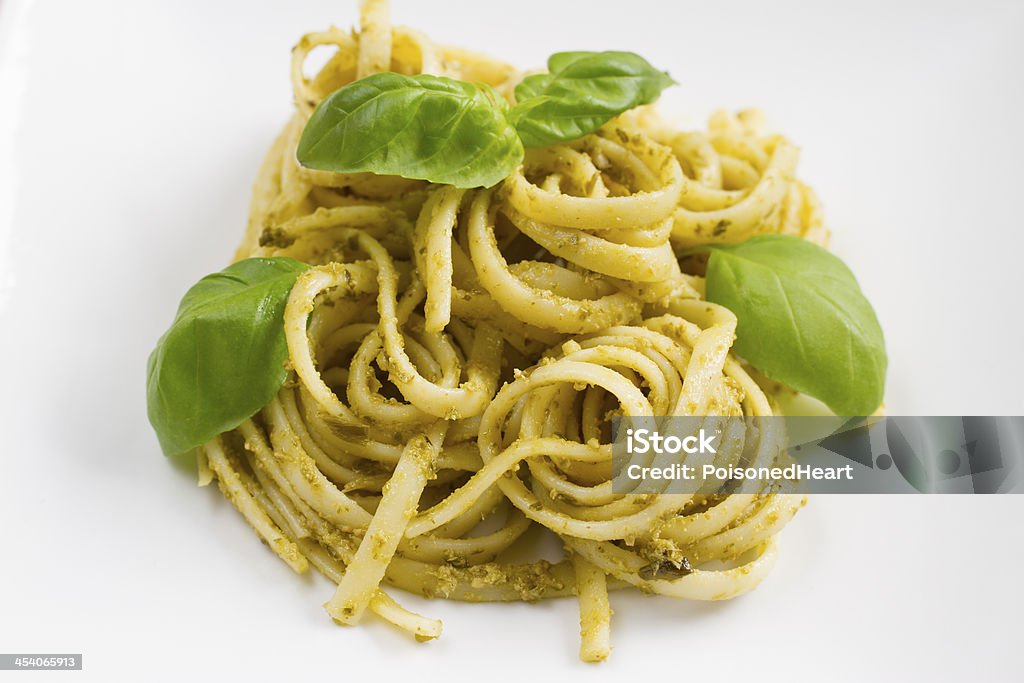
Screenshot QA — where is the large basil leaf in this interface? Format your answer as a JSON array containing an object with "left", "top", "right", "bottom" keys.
[
  {"left": 511, "top": 51, "right": 675, "bottom": 147},
  {"left": 296, "top": 72, "right": 524, "bottom": 188},
  {"left": 146, "top": 257, "right": 309, "bottom": 455},
  {"left": 700, "top": 235, "right": 887, "bottom": 415}
]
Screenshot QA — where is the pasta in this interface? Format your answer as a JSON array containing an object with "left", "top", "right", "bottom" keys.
[{"left": 205, "top": 0, "right": 826, "bottom": 661}]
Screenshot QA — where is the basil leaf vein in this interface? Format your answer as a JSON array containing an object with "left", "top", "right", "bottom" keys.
[
  {"left": 146, "top": 257, "right": 310, "bottom": 456},
  {"left": 700, "top": 235, "right": 887, "bottom": 415},
  {"left": 510, "top": 51, "right": 676, "bottom": 147},
  {"left": 297, "top": 72, "right": 524, "bottom": 188}
]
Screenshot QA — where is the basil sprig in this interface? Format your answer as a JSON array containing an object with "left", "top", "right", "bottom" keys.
[
  {"left": 296, "top": 51, "right": 675, "bottom": 188},
  {"left": 511, "top": 51, "right": 676, "bottom": 148},
  {"left": 146, "top": 257, "right": 309, "bottom": 455},
  {"left": 694, "top": 235, "right": 887, "bottom": 415},
  {"left": 298, "top": 73, "right": 523, "bottom": 189}
]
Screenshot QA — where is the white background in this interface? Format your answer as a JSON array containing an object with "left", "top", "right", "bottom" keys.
[{"left": 1, "top": 0, "right": 1023, "bottom": 681}]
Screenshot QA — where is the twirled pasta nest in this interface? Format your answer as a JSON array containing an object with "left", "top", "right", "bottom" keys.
[{"left": 208, "top": 1, "right": 817, "bottom": 661}]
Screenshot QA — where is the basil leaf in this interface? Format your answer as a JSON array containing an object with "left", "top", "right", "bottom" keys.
[
  {"left": 146, "top": 257, "right": 310, "bottom": 455},
  {"left": 511, "top": 51, "right": 676, "bottom": 147},
  {"left": 297, "top": 72, "right": 524, "bottom": 188},
  {"left": 700, "top": 235, "right": 887, "bottom": 415}
]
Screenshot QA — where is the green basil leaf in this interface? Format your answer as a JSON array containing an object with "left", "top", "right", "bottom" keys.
[
  {"left": 146, "top": 257, "right": 310, "bottom": 455},
  {"left": 511, "top": 51, "right": 676, "bottom": 147},
  {"left": 700, "top": 235, "right": 887, "bottom": 415},
  {"left": 296, "top": 72, "right": 524, "bottom": 188}
]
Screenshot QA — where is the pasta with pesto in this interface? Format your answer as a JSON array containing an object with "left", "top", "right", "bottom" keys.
[{"left": 183, "top": 0, "right": 859, "bottom": 663}]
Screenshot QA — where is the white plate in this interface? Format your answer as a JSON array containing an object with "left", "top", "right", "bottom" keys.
[{"left": 1, "top": 1, "right": 1023, "bottom": 681}]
